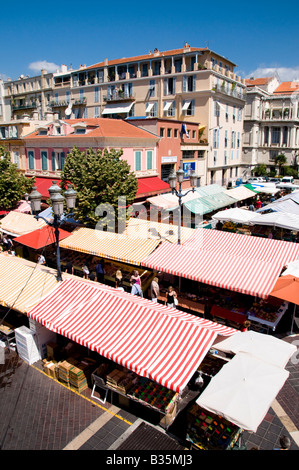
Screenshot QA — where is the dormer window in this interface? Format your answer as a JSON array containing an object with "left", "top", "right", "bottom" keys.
[
  {"left": 71, "top": 122, "right": 87, "bottom": 134},
  {"left": 37, "top": 126, "right": 48, "bottom": 136},
  {"left": 75, "top": 128, "right": 86, "bottom": 134}
]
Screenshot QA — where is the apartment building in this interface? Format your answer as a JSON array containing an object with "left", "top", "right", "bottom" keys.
[
  {"left": 243, "top": 77, "right": 299, "bottom": 176},
  {"left": 2, "top": 44, "right": 246, "bottom": 187},
  {"left": 23, "top": 117, "right": 161, "bottom": 199}
]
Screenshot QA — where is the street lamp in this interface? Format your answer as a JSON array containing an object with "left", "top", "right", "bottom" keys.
[
  {"left": 168, "top": 168, "right": 198, "bottom": 245},
  {"left": 28, "top": 181, "right": 77, "bottom": 282}
]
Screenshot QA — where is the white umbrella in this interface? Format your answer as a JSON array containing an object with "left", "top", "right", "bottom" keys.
[
  {"left": 196, "top": 352, "right": 289, "bottom": 432},
  {"left": 215, "top": 330, "right": 296, "bottom": 369},
  {"left": 212, "top": 208, "right": 257, "bottom": 224}
]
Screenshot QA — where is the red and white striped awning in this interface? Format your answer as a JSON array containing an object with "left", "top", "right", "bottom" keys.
[
  {"left": 28, "top": 278, "right": 236, "bottom": 393},
  {"left": 142, "top": 229, "right": 299, "bottom": 299}
]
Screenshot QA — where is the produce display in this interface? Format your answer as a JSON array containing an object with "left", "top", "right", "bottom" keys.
[
  {"left": 186, "top": 404, "right": 241, "bottom": 450},
  {"left": 248, "top": 299, "right": 287, "bottom": 324}
]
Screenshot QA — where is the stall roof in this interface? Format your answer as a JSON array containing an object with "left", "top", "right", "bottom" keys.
[
  {"left": 257, "top": 198, "right": 299, "bottom": 215},
  {"left": 196, "top": 352, "right": 289, "bottom": 432},
  {"left": 0, "top": 254, "right": 59, "bottom": 313},
  {"left": 147, "top": 190, "right": 199, "bottom": 211},
  {"left": 13, "top": 225, "right": 72, "bottom": 250},
  {"left": 125, "top": 218, "right": 195, "bottom": 244},
  {"left": 184, "top": 192, "right": 237, "bottom": 215},
  {"left": 196, "top": 184, "right": 225, "bottom": 196},
  {"left": 59, "top": 227, "right": 160, "bottom": 266},
  {"left": 249, "top": 183, "right": 280, "bottom": 194},
  {"left": 142, "top": 228, "right": 299, "bottom": 298},
  {"left": 14, "top": 200, "right": 31, "bottom": 213},
  {"left": 136, "top": 177, "right": 170, "bottom": 198},
  {"left": 27, "top": 278, "right": 236, "bottom": 393},
  {"left": 224, "top": 185, "right": 257, "bottom": 202},
  {"left": 0, "top": 211, "right": 47, "bottom": 236},
  {"left": 249, "top": 211, "right": 299, "bottom": 231},
  {"left": 212, "top": 208, "right": 257, "bottom": 224}
]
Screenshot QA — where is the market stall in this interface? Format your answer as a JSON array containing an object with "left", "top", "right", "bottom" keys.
[
  {"left": 0, "top": 211, "right": 47, "bottom": 236},
  {"left": 247, "top": 298, "right": 289, "bottom": 332},
  {"left": 27, "top": 277, "right": 236, "bottom": 427}
]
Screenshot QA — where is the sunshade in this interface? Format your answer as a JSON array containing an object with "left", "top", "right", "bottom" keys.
[
  {"left": 249, "top": 183, "right": 280, "bottom": 194},
  {"left": 243, "top": 183, "right": 260, "bottom": 193},
  {"left": 216, "top": 330, "right": 296, "bottom": 369},
  {"left": 195, "top": 184, "right": 225, "bottom": 196},
  {"left": 27, "top": 278, "right": 236, "bottom": 393},
  {"left": 13, "top": 225, "right": 71, "bottom": 250},
  {"left": 184, "top": 192, "right": 237, "bottom": 215},
  {"left": 147, "top": 190, "right": 199, "bottom": 211},
  {"left": 59, "top": 227, "right": 160, "bottom": 266},
  {"left": 125, "top": 218, "right": 194, "bottom": 244},
  {"left": 0, "top": 254, "right": 58, "bottom": 313},
  {"left": 0, "top": 211, "right": 47, "bottom": 236},
  {"left": 249, "top": 211, "right": 299, "bottom": 231},
  {"left": 136, "top": 177, "right": 170, "bottom": 197},
  {"left": 142, "top": 228, "right": 299, "bottom": 298},
  {"left": 268, "top": 274, "right": 299, "bottom": 305},
  {"left": 212, "top": 208, "right": 257, "bottom": 224},
  {"left": 196, "top": 352, "right": 289, "bottom": 432},
  {"left": 224, "top": 185, "right": 257, "bottom": 201}
]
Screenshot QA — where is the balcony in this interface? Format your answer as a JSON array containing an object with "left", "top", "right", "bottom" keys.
[
  {"left": 50, "top": 100, "right": 69, "bottom": 108},
  {"left": 72, "top": 97, "right": 87, "bottom": 106},
  {"left": 212, "top": 83, "right": 246, "bottom": 100},
  {"left": 104, "top": 92, "right": 135, "bottom": 102},
  {"left": 12, "top": 101, "right": 37, "bottom": 111}
]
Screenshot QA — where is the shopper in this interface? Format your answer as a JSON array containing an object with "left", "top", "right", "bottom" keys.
[
  {"left": 131, "top": 278, "right": 143, "bottom": 297},
  {"left": 116, "top": 279, "right": 125, "bottom": 292},
  {"left": 37, "top": 254, "right": 46, "bottom": 265},
  {"left": 65, "top": 260, "right": 74, "bottom": 274},
  {"left": 115, "top": 269, "right": 123, "bottom": 288},
  {"left": 96, "top": 259, "right": 105, "bottom": 283},
  {"left": 89, "top": 272, "right": 96, "bottom": 281},
  {"left": 82, "top": 262, "right": 89, "bottom": 279},
  {"left": 255, "top": 197, "right": 262, "bottom": 210},
  {"left": 150, "top": 277, "right": 160, "bottom": 302},
  {"left": 165, "top": 286, "right": 178, "bottom": 308},
  {"left": 273, "top": 435, "right": 291, "bottom": 450},
  {"left": 130, "top": 270, "right": 141, "bottom": 287},
  {"left": 241, "top": 320, "right": 251, "bottom": 332}
]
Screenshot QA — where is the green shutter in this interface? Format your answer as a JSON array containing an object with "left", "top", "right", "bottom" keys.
[
  {"left": 28, "top": 151, "right": 34, "bottom": 169},
  {"left": 52, "top": 152, "right": 56, "bottom": 171},
  {"left": 147, "top": 151, "right": 153, "bottom": 170},
  {"left": 135, "top": 151, "right": 141, "bottom": 171},
  {"left": 60, "top": 152, "right": 65, "bottom": 169},
  {"left": 41, "top": 151, "right": 48, "bottom": 170}
]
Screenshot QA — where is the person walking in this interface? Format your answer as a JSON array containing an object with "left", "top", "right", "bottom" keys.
[
  {"left": 82, "top": 262, "right": 89, "bottom": 279},
  {"left": 37, "top": 254, "right": 46, "bottom": 265},
  {"left": 165, "top": 286, "right": 178, "bottom": 308},
  {"left": 150, "top": 277, "right": 160, "bottom": 302},
  {"left": 65, "top": 260, "right": 74, "bottom": 274},
  {"left": 130, "top": 270, "right": 141, "bottom": 288}
]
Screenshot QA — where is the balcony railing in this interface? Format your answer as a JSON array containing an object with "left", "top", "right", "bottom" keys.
[
  {"left": 50, "top": 100, "right": 69, "bottom": 108},
  {"left": 12, "top": 101, "right": 37, "bottom": 110},
  {"left": 212, "top": 84, "right": 246, "bottom": 100},
  {"left": 104, "top": 92, "right": 135, "bottom": 102}
]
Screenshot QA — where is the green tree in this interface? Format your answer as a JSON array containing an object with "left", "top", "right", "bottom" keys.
[
  {"left": 0, "top": 145, "right": 35, "bottom": 210},
  {"left": 60, "top": 146, "right": 138, "bottom": 228},
  {"left": 254, "top": 164, "right": 267, "bottom": 176},
  {"left": 275, "top": 153, "right": 287, "bottom": 176}
]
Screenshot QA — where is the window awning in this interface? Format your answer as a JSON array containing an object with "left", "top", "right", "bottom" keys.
[
  {"left": 142, "top": 228, "right": 299, "bottom": 299},
  {"left": 14, "top": 225, "right": 71, "bottom": 250},
  {"left": 0, "top": 211, "right": 47, "bottom": 236},
  {"left": 182, "top": 100, "right": 191, "bottom": 110},
  {"left": 30, "top": 177, "right": 62, "bottom": 199},
  {"left": 145, "top": 102, "right": 154, "bottom": 113},
  {"left": 59, "top": 227, "right": 160, "bottom": 266},
  {"left": 102, "top": 102, "right": 134, "bottom": 115},
  {"left": 27, "top": 278, "right": 236, "bottom": 393},
  {"left": 163, "top": 101, "right": 172, "bottom": 111},
  {"left": 136, "top": 177, "right": 170, "bottom": 197}
]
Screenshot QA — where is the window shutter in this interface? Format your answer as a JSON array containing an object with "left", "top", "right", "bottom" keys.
[
  {"left": 192, "top": 75, "right": 196, "bottom": 91},
  {"left": 41, "top": 151, "right": 48, "bottom": 170},
  {"left": 52, "top": 152, "right": 56, "bottom": 171},
  {"left": 135, "top": 151, "right": 141, "bottom": 171},
  {"left": 28, "top": 151, "right": 34, "bottom": 169},
  {"left": 147, "top": 151, "right": 153, "bottom": 170},
  {"left": 173, "top": 77, "right": 176, "bottom": 94},
  {"left": 61, "top": 152, "right": 65, "bottom": 169}
]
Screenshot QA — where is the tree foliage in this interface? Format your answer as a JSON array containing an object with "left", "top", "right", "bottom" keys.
[
  {"left": 0, "top": 145, "right": 35, "bottom": 210},
  {"left": 60, "top": 146, "right": 138, "bottom": 228},
  {"left": 275, "top": 153, "right": 287, "bottom": 175}
]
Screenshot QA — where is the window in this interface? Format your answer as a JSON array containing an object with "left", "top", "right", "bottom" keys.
[
  {"left": 264, "top": 126, "right": 269, "bottom": 144},
  {"left": 182, "top": 150, "right": 195, "bottom": 159},
  {"left": 182, "top": 99, "right": 194, "bottom": 116},
  {"left": 183, "top": 75, "right": 196, "bottom": 92},
  {"left": 94, "top": 87, "right": 99, "bottom": 103},
  {"left": 160, "top": 128, "right": 165, "bottom": 137},
  {"left": 52, "top": 151, "right": 65, "bottom": 171},
  {"left": 146, "top": 150, "right": 153, "bottom": 170},
  {"left": 272, "top": 127, "right": 280, "bottom": 145},
  {"left": 224, "top": 150, "right": 227, "bottom": 165},
  {"left": 41, "top": 151, "right": 48, "bottom": 171},
  {"left": 142, "top": 63, "right": 148, "bottom": 77},
  {"left": 231, "top": 150, "right": 234, "bottom": 160},
  {"left": 232, "top": 106, "right": 236, "bottom": 122},
  {"left": 167, "top": 128, "right": 172, "bottom": 138},
  {"left": 174, "top": 58, "right": 182, "bottom": 73},
  {"left": 231, "top": 131, "right": 236, "bottom": 148},
  {"left": 226, "top": 104, "right": 229, "bottom": 121},
  {"left": 66, "top": 91, "right": 71, "bottom": 104},
  {"left": 83, "top": 108, "right": 88, "bottom": 118},
  {"left": 80, "top": 89, "right": 84, "bottom": 101},
  {"left": 135, "top": 151, "right": 142, "bottom": 171},
  {"left": 28, "top": 151, "right": 35, "bottom": 169},
  {"left": 94, "top": 106, "right": 100, "bottom": 118},
  {"left": 214, "top": 100, "right": 220, "bottom": 117},
  {"left": 174, "top": 129, "right": 178, "bottom": 138},
  {"left": 149, "top": 80, "right": 155, "bottom": 97},
  {"left": 238, "top": 107, "right": 243, "bottom": 121},
  {"left": 145, "top": 101, "right": 157, "bottom": 117},
  {"left": 164, "top": 77, "right": 176, "bottom": 95},
  {"left": 237, "top": 132, "right": 240, "bottom": 148},
  {"left": 192, "top": 130, "right": 196, "bottom": 139},
  {"left": 54, "top": 93, "right": 59, "bottom": 105},
  {"left": 283, "top": 126, "right": 288, "bottom": 145},
  {"left": 213, "top": 128, "right": 219, "bottom": 148},
  {"left": 214, "top": 151, "right": 217, "bottom": 166},
  {"left": 164, "top": 100, "right": 176, "bottom": 117},
  {"left": 13, "top": 151, "right": 20, "bottom": 168},
  {"left": 225, "top": 130, "right": 228, "bottom": 148}
]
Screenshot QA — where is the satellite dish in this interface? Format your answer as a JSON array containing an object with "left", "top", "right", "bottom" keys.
[{"left": 65, "top": 107, "right": 72, "bottom": 116}]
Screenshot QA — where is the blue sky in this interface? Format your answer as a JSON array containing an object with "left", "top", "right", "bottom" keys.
[{"left": 1, "top": 0, "right": 299, "bottom": 82}]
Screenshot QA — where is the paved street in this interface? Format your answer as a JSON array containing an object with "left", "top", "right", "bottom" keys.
[{"left": 0, "top": 334, "right": 298, "bottom": 453}]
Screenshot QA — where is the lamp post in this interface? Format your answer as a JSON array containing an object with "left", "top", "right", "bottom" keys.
[
  {"left": 168, "top": 168, "right": 198, "bottom": 245},
  {"left": 29, "top": 181, "right": 76, "bottom": 282}
]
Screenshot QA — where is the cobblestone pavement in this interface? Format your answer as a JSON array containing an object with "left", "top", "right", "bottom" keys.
[{"left": 0, "top": 335, "right": 298, "bottom": 452}]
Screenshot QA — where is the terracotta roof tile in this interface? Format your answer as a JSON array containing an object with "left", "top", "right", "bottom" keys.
[
  {"left": 24, "top": 118, "right": 158, "bottom": 140},
  {"left": 245, "top": 77, "right": 273, "bottom": 86},
  {"left": 273, "top": 81, "right": 299, "bottom": 94}
]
